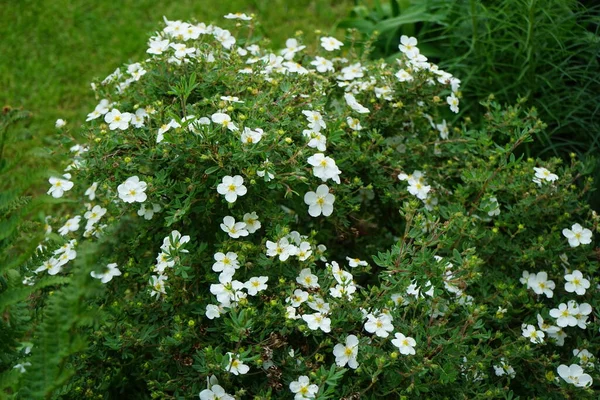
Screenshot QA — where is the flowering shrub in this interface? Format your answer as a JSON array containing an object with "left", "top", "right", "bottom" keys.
[{"left": 16, "top": 14, "right": 599, "bottom": 399}]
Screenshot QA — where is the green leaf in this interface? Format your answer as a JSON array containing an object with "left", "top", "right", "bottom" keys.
[
  {"left": 374, "top": 7, "right": 443, "bottom": 32},
  {"left": 204, "top": 165, "right": 220, "bottom": 175},
  {"left": 337, "top": 18, "right": 376, "bottom": 34}
]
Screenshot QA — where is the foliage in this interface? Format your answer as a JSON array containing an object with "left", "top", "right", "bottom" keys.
[
  {"left": 7, "top": 14, "right": 600, "bottom": 400},
  {"left": 340, "top": 0, "right": 600, "bottom": 208},
  {"left": 0, "top": 107, "right": 43, "bottom": 395}
]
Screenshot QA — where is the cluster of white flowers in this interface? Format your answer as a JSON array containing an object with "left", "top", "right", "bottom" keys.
[
  {"left": 398, "top": 170, "right": 437, "bottom": 209},
  {"left": 397, "top": 35, "right": 461, "bottom": 113},
  {"left": 301, "top": 110, "right": 327, "bottom": 152},
  {"left": 38, "top": 13, "right": 598, "bottom": 398},
  {"left": 149, "top": 230, "right": 190, "bottom": 298},
  {"left": 34, "top": 239, "right": 77, "bottom": 276}
]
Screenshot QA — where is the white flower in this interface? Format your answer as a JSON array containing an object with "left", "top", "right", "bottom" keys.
[
  {"left": 364, "top": 313, "right": 394, "bottom": 337},
  {"left": 149, "top": 274, "right": 168, "bottom": 298},
  {"left": 90, "top": 263, "right": 122, "bottom": 283},
  {"left": 212, "top": 252, "right": 240, "bottom": 276},
  {"left": 156, "top": 119, "right": 181, "bottom": 143},
  {"left": 224, "top": 12, "right": 252, "bottom": 20},
  {"left": 557, "top": 364, "right": 593, "bottom": 388},
  {"left": 307, "top": 296, "right": 330, "bottom": 314},
  {"left": 564, "top": 270, "right": 590, "bottom": 295},
  {"left": 436, "top": 120, "right": 449, "bottom": 139},
  {"left": 521, "top": 324, "right": 545, "bottom": 344},
  {"left": 84, "top": 182, "right": 98, "bottom": 200},
  {"left": 244, "top": 276, "right": 268, "bottom": 296},
  {"left": 296, "top": 242, "right": 313, "bottom": 261},
  {"left": 240, "top": 127, "right": 263, "bottom": 144},
  {"left": 339, "top": 63, "right": 364, "bottom": 80},
  {"left": 346, "top": 117, "right": 363, "bottom": 132},
  {"left": 302, "top": 110, "right": 326, "bottom": 132},
  {"left": 48, "top": 175, "right": 74, "bottom": 198},
  {"left": 55, "top": 119, "right": 66, "bottom": 128},
  {"left": 484, "top": 197, "right": 501, "bottom": 217},
  {"left": 147, "top": 38, "right": 170, "bottom": 55},
  {"left": 199, "top": 384, "right": 234, "bottom": 400},
  {"left": 137, "top": 203, "right": 161, "bottom": 220},
  {"left": 285, "top": 306, "right": 300, "bottom": 320},
  {"left": 307, "top": 153, "right": 341, "bottom": 184},
  {"left": 296, "top": 268, "right": 319, "bottom": 289},
  {"left": 205, "top": 304, "right": 224, "bottom": 320},
  {"left": 303, "top": 184, "right": 335, "bottom": 217},
  {"left": 286, "top": 289, "right": 309, "bottom": 307},
  {"left": 447, "top": 93, "right": 459, "bottom": 113},
  {"left": 104, "top": 109, "right": 132, "bottom": 130},
  {"left": 533, "top": 167, "right": 558, "bottom": 183},
  {"left": 549, "top": 303, "right": 578, "bottom": 327},
  {"left": 391, "top": 332, "right": 416, "bottom": 355},
  {"left": 281, "top": 38, "right": 306, "bottom": 60},
  {"left": 225, "top": 353, "right": 249, "bottom": 375},
  {"left": 573, "top": 302, "right": 592, "bottom": 329},
  {"left": 302, "top": 312, "right": 331, "bottom": 333},
  {"left": 84, "top": 205, "right": 107, "bottom": 225},
  {"left": 493, "top": 358, "right": 516, "bottom": 378},
  {"left": 13, "top": 362, "right": 31, "bottom": 373},
  {"left": 399, "top": 35, "right": 419, "bottom": 57},
  {"left": 562, "top": 223, "right": 593, "bottom": 247},
  {"left": 573, "top": 348, "right": 595, "bottom": 368},
  {"left": 407, "top": 179, "right": 431, "bottom": 200},
  {"left": 170, "top": 43, "right": 196, "bottom": 59},
  {"left": 320, "top": 36, "right": 343, "bottom": 51},
  {"left": 527, "top": 271, "right": 555, "bottom": 298},
  {"left": 333, "top": 334, "right": 359, "bottom": 369},
  {"left": 35, "top": 257, "right": 62, "bottom": 275},
  {"left": 289, "top": 375, "right": 318, "bottom": 400},
  {"left": 344, "top": 93, "right": 370, "bottom": 114},
  {"left": 305, "top": 130, "right": 327, "bottom": 151},
  {"left": 217, "top": 175, "right": 247, "bottom": 203},
  {"left": 311, "top": 56, "right": 334, "bottom": 73},
  {"left": 161, "top": 230, "right": 190, "bottom": 253},
  {"left": 242, "top": 212, "right": 261, "bottom": 233},
  {"left": 346, "top": 257, "right": 368, "bottom": 268},
  {"left": 220, "top": 216, "right": 249, "bottom": 239},
  {"left": 395, "top": 69, "right": 413, "bottom": 82},
  {"left": 213, "top": 27, "right": 236, "bottom": 49},
  {"left": 58, "top": 215, "right": 81, "bottom": 236},
  {"left": 117, "top": 176, "right": 148, "bottom": 203},
  {"left": 266, "top": 238, "right": 298, "bottom": 261},
  {"left": 211, "top": 112, "right": 238, "bottom": 131}
]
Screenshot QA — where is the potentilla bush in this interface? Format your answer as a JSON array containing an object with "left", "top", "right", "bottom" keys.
[{"left": 18, "top": 13, "right": 599, "bottom": 400}]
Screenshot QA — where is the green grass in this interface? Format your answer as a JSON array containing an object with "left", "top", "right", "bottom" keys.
[{"left": 0, "top": 0, "right": 351, "bottom": 190}]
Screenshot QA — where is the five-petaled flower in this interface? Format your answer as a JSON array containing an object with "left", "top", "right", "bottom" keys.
[
  {"left": 48, "top": 174, "right": 74, "bottom": 198},
  {"left": 333, "top": 334, "right": 359, "bottom": 369},
  {"left": 117, "top": 176, "right": 148, "bottom": 203},
  {"left": 220, "top": 216, "right": 249, "bottom": 239},
  {"left": 217, "top": 175, "right": 247, "bottom": 203},
  {"left": 562, "top": 223, "right": 593, "bottom": 247},
  {"left": 304, "top": 184, "right": 335, "bottom": 217},
  {"left": 289, "top": 375, "right": 318, "bottom": 400},
  {"left": 391, "top": 332, "right": 416, "bottom": 355}
]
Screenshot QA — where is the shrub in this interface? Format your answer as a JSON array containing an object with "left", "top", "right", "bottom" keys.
[{"left": 8, "top": 14, "right": 599, "bottom": 399}]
